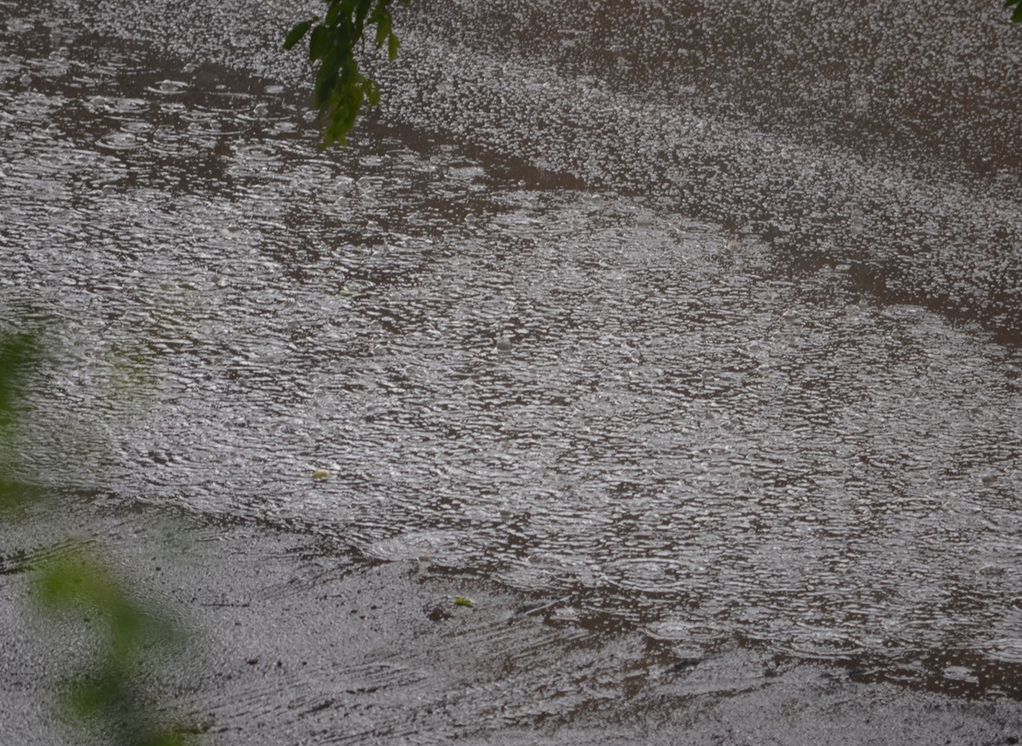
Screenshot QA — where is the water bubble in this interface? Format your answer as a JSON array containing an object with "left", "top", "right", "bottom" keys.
[
  {"left": 364, "top": 530, "right": 464, "bottom": 563},
  {"left": 603, "top": 556, "right": 709, "bottom": 594},
  {"left": 148, "top": 79, "right": 189, "bottom": 95},
  {"left": 96, "top": 131, "right": 141, "bottom": 151}
]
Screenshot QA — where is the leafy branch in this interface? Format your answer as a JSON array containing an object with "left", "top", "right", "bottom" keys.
[{"left": 284, "top": 0, "right": 411, "bottom": 147}]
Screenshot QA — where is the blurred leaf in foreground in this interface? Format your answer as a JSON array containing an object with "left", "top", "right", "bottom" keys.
[
  {"left": 0, "top": 331, "right": 39, "bottom": 516},
  {"left": 0, "top": 325, "right": 198, "bottom": 743},
  {"left": 35, "top": 550, "right": 194, "bottom": 746},
  {"left": 0, "top": 331, "right": 36, "bottom": 429}
]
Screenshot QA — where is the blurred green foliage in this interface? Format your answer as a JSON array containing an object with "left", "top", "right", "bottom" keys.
[
  {"left": 1009, "top": 0, "right": 1022, "bottom": 23},
  {"left": 36, "top": 553, "right": 193, "bottom": 746},
  {"left": 284, "top": 0, "right": 411, "bottom": 146},
  {"left": 0, "top": 332, "right": 36, "bottom": 429},
  {"left": 0, "top": 329, "right": 196, "bottom": 745},
  {"left": 0, "top": 330, "right": 40, "bottom": 515}
]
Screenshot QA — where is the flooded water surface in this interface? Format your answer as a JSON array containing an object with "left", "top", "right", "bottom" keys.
[{"left": 2, "top": 0, "right": 1022, "bottom": 703}]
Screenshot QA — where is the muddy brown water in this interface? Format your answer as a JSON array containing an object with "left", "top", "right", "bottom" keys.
[{"left": 2, "top": 0, "right": 1022, "bottom": 703}]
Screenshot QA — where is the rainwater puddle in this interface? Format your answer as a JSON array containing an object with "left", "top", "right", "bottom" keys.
[{"left": 2, "top": 10, "right": 1022, "bottom": 701}]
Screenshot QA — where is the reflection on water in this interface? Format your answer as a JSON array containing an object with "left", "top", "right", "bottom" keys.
[{"left": 2, "top": 10, "right": 1022, "bottom": 699}]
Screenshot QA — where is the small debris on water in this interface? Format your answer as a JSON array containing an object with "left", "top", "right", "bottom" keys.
[
  {"left": 426, "top": 604, "right": 452, "bottom": 622},
  {"left": 454, "top": 596, "right": 475, "bottom": 608},
  {"left": 312, "top": 469, "right": 331, "bottom": 481},
  {"left": 667, "top": 657, "right": 702, "bottom": 674}
]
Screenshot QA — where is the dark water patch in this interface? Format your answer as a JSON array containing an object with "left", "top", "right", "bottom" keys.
[{"left": 405, "top": 0, "right": 1022, "bottom": 185}]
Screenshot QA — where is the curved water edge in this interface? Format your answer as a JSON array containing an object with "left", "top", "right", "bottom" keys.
[
  {"left": 2, "top": 0, "right": 1022, "bottom": 701},
  {"left": 69, "top": 0, "right": 1022, "bottom": 342}
]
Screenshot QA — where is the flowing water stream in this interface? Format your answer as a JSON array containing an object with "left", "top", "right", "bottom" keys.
[{"left": 2, "top": 0, "right": 1022, "bottom": 701}]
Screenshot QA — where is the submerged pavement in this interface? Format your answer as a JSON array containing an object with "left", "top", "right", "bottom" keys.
[
  {"left": 2, "top": 0, "right": 1022, "bottom": 742},
  {"left": 3, "top": 497, "right": 1022, "bottom": 744}
]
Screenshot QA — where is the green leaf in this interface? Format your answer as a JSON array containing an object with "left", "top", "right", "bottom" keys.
[
  {"left": 309, "top": 25, "right": 330, "bottom": 61},
  {"left": 283, "top": 19, "right": 314, "bottom": 50},
  {"left": 0, "top": 333, "right": 36, "bottom": 424},
  {"left": 374, "top": 12, "right": 392, "bottom": 48},
  {"left": 454, "top": 596, "right": 475, "bottom": 608},
  {"left": 366, "top": 79, "right": 381, "bottom": 107},
  {"left": 325, "top": 0, "right": 342, "bottom": 26},
  {"left": 356, "top": 0, "right": 374, "bottom": 28},
  {"left": 284, "top": 1, "right": 410, "bottom": 147}
]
